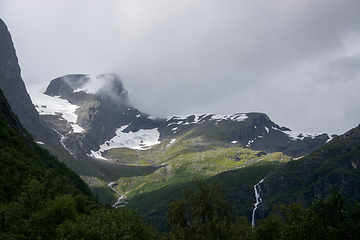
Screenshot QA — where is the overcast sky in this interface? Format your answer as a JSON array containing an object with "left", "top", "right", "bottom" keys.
[{"left": 1, "top": 0, "right": 359, "bottom": 134}]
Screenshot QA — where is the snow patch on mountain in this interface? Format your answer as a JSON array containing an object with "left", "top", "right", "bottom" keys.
[
  {"left": 172, "top": 127, "right": 178, "bottom": 133},
  {"left": 211, "top": 113, "right": 248, "bottom": 122},
  {"left": 283, "top": 131, "right": 320, "bottom": 140},
  {"left": 326, "top": 135, "right": 335, "bottom": 143},
  {"left": 27, "top": 82, "right": 84, "bottom": 133},
  {"left": 247, "top": 139, "right": 255, "bottom": 147},
  {"left": 70, "top": 123, "right": 85, "bottom": 133},
  {"left": 90, "top": 125, "right": 161, "bottom": 159},
  {"left": 166, "top": 139, "right": 176, "bottom": 147},
  {"left": 147, "top": 115, "right": 157, "bottom": 120},
  {"left": 282, "top": 130, "right": 335, "bottom": 143},
  {"left": 166, "top": 113, "right": 248, "bottom": 127}
]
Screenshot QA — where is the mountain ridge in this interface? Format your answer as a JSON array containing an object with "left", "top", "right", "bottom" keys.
[
  {"left": 33, "top": 73, "right": 334, "bottom": 161},
  {"left": 28, "top": 74, "right": 338, "bottom": 217}
]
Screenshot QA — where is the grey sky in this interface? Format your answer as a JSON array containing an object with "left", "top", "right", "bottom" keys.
[{"left": 0, "top": 0, "right": 359, "bottom": 134}]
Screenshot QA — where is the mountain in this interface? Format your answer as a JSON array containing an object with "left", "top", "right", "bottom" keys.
[
  {"left": 34, "top": 73, "right": 334, "bottom": 163},
  {"left": 26, "top": 73, "right": 336, "bottom": 227},
  {"left": 41, "top": 73, "right": 161, "bottom": 155},
  {"left": 25, "top": 73, "right": 335, "bottom": 203},
  {"left": 28, "top": 73, "right": 335, "bottom": 183}
]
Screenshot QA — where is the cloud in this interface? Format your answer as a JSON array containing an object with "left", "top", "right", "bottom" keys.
[{"left": 0, "top": 0, "right": 359, "bottom": 134}]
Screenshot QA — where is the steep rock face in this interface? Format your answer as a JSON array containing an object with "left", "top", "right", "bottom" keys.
[
  {"left": 256, "top": 124, "right": 360, "bottom": 219},
  {"left": 0, "top": 18, "right": 58, "bottom": 144}
]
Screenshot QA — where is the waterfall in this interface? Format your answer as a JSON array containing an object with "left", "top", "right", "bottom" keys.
[
  {"left": 53, "top": 128, "right": 75, "bottom": 157},
  {"left": 252, "top": 178, "right": 265, "bottom": 227},
  {"left": 111, "top": 181, "right": 132, "bottom": 208},
  {"left": 112, "top": 192, "right": 128, "bottom": 208}
]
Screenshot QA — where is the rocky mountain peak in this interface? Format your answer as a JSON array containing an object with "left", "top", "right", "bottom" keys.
[{"left": 44, "top": 73, "right": 129, "bottom": 106}]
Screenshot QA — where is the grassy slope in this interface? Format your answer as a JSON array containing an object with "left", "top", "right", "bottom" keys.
[
  {"left": 105, "top": 130, "right": 272, "bottom": 195},
  {"left": 124, "top": 152, "right": 290, "bottom": 231},
  {"left": 89, "top": 124, "right": 292, "bottom": 213}
]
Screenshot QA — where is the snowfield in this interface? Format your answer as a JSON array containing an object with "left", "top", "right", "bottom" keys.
[
  {"left": 90, "top": 125, "right": 161, "bottom": 160},
  {"left": 27, "top": 82, "right": 84, "bottom": 133},
  {"left": 284, "top": 131, "right": 321, "bottom": 140},
  {"left": 210, "top": 113, "right": 248, "bottom": 122}
]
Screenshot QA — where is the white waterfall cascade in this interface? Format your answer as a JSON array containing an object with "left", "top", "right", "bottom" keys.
[
  {"left": 252, "top": 178, "right": 266, "bottom": 227},
  {"left": 110, "top": 181, "right": 132, "bottom": 208},
  {"left": 53, "top": 128, "right": 75, "bottom": 157},
  {"left": 112, "top": 191, "right": 130, "bottom": 208}
]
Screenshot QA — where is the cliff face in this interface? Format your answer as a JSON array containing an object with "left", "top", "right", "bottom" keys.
[{"left": 0, "top": 18, "right": 58, "bottom": 144}]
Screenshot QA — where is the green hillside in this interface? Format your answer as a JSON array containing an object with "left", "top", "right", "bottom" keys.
[
  {"left": 260, "top": 124, "right": 360, "bottom": 216},
  {"left": 125, "top": 148, "right": 290, "bottom": 230}
]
